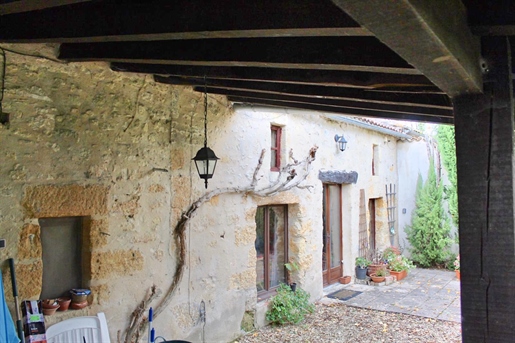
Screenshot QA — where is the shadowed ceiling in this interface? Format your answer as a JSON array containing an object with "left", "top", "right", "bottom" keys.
[{"left": 0, "top": 0, "right": 513, "bottom": 124}]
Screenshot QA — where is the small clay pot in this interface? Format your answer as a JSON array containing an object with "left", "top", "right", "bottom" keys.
[
  {"left": 57, "top": 297, "right": 71, "bottom": 311},
  {"left": 43, "top": 305, "right": 60, "bottom": 316},
  {"left": 42, "top": 299, "right": 59, "bottom": 309},
  {"left": 370, "top": 273, "right": 386, "bottom": 283},
  {"left": 70, "top": 300, "right": 88, "bottom": 310},
  {"left": 339, "top": 275, "right": 352, "bottom": 284}
]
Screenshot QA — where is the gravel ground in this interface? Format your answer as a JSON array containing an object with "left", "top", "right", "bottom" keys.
[{"left": 236, "top": 302, "right": 462, "bottom": 343}]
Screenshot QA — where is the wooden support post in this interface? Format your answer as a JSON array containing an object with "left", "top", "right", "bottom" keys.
[{"left": 454, "top": 36, "right": 515, "bottom": 342}]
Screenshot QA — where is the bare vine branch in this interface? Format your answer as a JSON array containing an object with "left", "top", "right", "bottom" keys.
[{"left": 123, "top": 146, "right": 318, "bottom": 342}]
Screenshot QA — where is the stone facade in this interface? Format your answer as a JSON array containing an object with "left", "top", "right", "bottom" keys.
[{"left": 1, "top": 45, "right": 406, "bottom": 342}]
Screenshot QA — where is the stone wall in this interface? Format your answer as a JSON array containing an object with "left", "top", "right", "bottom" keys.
[{"left": 0, "top": 44, "right": 402, "bottom": 342}]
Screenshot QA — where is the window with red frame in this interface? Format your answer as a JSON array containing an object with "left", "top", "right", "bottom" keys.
[{"left": 270, "top": 126, "right": 282, "bottom": 171}]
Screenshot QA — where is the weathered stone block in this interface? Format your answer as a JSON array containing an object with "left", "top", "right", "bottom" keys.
[
  {"left": 22, "top": 184, "right": 109, "bottom": 217},
  {"left": 229, "top": 269, "right": 255, "bottom": 290},
  {"left": 91, "top": 250, "right": 144, "bottom": 279},
  {"left": 17, "top": 261, "right": 43, "bottom": 299},
  {"left": 318, "top": 170, "right": 358, "bottom": 184},
  {"left": 18, "top": 224, "right": 42, "bottom": 260}
]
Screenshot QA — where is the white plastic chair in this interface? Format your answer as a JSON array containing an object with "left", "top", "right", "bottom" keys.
[{"left": 46, "top": 312, "right": 111, "bottom": 343}]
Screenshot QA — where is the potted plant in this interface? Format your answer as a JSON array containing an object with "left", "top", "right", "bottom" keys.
[
  {"left": 355, "top": 256, "right": 371, "bottom": 280},
  {"left": 370, "top": 267, "right": 387, "bottom": 283},
  {"left": 454, "top": 254, "right": 460, "bottom": 280},
  {"left": 382, "top": 246, "right": 401, "bottom": 265},
  {"left": 388, "top": 255, "right": 415, "bottom": 281},
  {"left": 367, "top": 249, "right": 387, "bottom": 276},
  {"left": 285, "top": 261, "right": 300, "bottom": 292}
]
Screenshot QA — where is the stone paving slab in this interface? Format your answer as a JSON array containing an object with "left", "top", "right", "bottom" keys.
[{"left": 323, "top": 268, "right": 461, "bottom": 323}]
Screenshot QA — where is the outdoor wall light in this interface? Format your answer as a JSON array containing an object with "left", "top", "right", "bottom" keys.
[
  {"left": 334, "top": 134, "right": 347, "bottom": 151},
  {"left": 192, "top": 81, "right": 219, "bottom": 188}
]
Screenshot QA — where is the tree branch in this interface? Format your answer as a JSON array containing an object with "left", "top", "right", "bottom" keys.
[{"left": 123, "top": 146, "right": 318, "bottom": 342}]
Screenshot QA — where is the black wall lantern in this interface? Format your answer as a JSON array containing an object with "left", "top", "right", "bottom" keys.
[
  {"left": 334, "top": 134, "right": 348, "bottom": 151},
  {"left": 192, "top": 83, "right": 219, "bottom": 188}
]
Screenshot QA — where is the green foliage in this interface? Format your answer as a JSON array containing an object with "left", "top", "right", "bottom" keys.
[
  {"left": 355, "top": 256, "right": 371, "bottom": 268},
  {"left": 266, "top": 284, "right": 315, "bottom": 325},
  {"left": 436, "top": 125, "right": 458, "bottom": 228},
  {"left": 388, "top": 255, "right": 415, "bottom": 272},
  {"left": 374, "top": 268, "right": 386, "bottom": 277},
  {"left": 382, "top": 246, "right": 400, "bottom": 264},
  {"left": 405, "top": 159, "right": 453, "bottom": 267}
]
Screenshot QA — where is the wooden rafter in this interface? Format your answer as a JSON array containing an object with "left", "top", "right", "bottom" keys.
[
  {"left": 228, "top": 96, "right": 453, "bottom": 124},
  {"left": 0, "top": 0, "right": 90, "bottom": 15},
  {"left": 155, "top": 75, "right": 452, "bottom": 109},
  {"left": 111, "top": 63, "right": 436, "bottom": 89},
  {"left": 194, "top": 87, "right": 453, "bottom": 118},
  {"left": 0, "top": 0, "right": 365, "bottom": 43},
  {"left": 332, "top": 0, "right": 482, "bottom": 97},
  {"left": 59, "top": 36, "right": 417, "bottom": 75}
]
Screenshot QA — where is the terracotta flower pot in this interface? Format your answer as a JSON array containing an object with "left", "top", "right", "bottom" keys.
[
  {"left": 57, "top": 297, "right": 71, "bottom": 311},
  {"left": 43, "top": 306, "right": 60, "bottom": 316},
  {"left": 367, "top": 264, "right": 386, "bottom": 276},
  {"left": 70, "top": 300, "right": 88, "bottom": 310},
  {"left": 389, "top": 269, "right": 407, "bottom": 281},
  {"left": 455, "top": 270, "right": 460, "bottom": 280},
  {"left": 370, "top": 273, "right": 386, "bottom": 283},
  {"left": 339, "top": 275, "right": 352, "bottom": 284},
  {"left": 42, "top": 299, "right": 60, "bottom": 316}
]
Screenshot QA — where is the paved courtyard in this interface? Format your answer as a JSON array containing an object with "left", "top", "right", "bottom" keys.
[{"left": 323, "top": 268, "right": 461, "bottom": 322}]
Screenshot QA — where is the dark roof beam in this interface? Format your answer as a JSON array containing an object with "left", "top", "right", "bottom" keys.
[
  {"left": 0, "top": 0, "right": 90, "bottom": 15},
  {"left": 332, "top": 0, "right": 482, "bottom": 96},
  {"left": 228, "top": 96, "right": 454, "bottom": 124},
  {"left": 195, "top": 86, "right": 453, "bottom": 118},
  {"left": 0, "top": 0, "right": 366, "bottom": 43},
  {"left": 59, "top": 36, "right": 419, "bottom": 75},
  {"left": 111, "top": 63, "right": 437, "bottom": 90},
  {"left": 155, "top": 75, "right": 452, "bottom": 109}
]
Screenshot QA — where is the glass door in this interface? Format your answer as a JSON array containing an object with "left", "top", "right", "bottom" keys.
[{"left": 322, "top": 184, "right": 343, "bottom": 285}]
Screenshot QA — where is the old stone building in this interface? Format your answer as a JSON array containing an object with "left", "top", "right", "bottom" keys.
[{"left": 0, "top": 46, "right": 421, "bottom": 342}]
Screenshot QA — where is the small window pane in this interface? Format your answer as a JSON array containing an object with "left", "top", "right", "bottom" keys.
[
  {"left": 271, "top": 130, "right": 277, "bottom": 148},
  {"left": 268, "top": 206, "right": 286, "bottom": 288},
  {"left": 271, "top": 150, "right": 277, "bottom": 168}
]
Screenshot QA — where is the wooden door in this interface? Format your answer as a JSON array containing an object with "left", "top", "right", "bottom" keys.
[
  {"left": 322, "top": 184, "right": 343, "bottom": 285},
  {"left": 369, "top": 199, "right": 377, "bottom": 253}
]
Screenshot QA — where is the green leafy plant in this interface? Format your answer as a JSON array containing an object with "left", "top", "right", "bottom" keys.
[
  {"left": 266, "top": 284, "right": 315, "bottom": 325},
  {"left": 453, "top": 254, "right": 460, "bottom": 271},
  {"left": 388, "top": 255, "right": 415, "bottom": 272},
  {"left": 382, "top": 246, "right": 400, "bottom": 264},
  {"left": 405, "top": 159, "right": 453, "bottom": 267},
  {"left": 436, "top": 125, "right": 458, "bottom": 229},
  {"left": 355, "top": 256, "right": 371, "bottom": 268},
  {"left": 374, "top": 268, "right": 386, "bottom": 277}
]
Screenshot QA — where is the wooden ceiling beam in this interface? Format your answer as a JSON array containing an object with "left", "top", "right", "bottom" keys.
[
  {"left": 111, "top": 63, "right": 436, "bottom": 89},
  {"left": 194, "top": 86, "right": 453, "bottom": 118},
  {"left": 332, "top": 0, "right": 482, "bottom": 97},
  {"left": 0, "top": 0, "right": 89, "bottom": 15},
  {"left": 59, "top": 36, "right": 418, "bottom": 75},
  {"left": 155, "top": 75, "right": 452, "bottom": 109},
  {"left": 227, "top": 96, "right": 454, "bottom": 124},
  {"left": 0, "top": 0, "right": 364, "bottom": 43}
]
